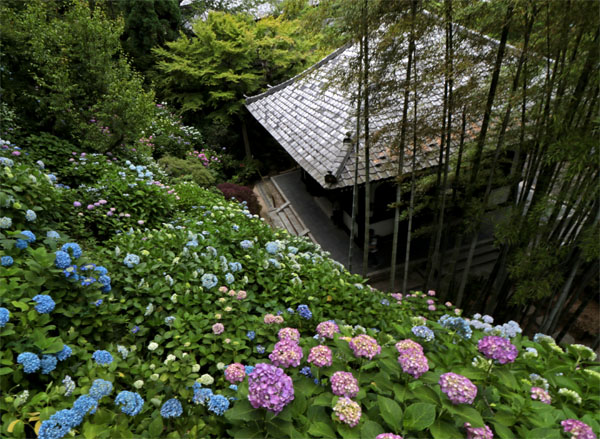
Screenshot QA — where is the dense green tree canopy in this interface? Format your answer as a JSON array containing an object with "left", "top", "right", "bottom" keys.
[{"left": 154, "top": 11, "right": 325, "bottom": 126}]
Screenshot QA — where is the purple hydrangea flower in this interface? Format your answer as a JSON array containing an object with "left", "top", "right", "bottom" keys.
[
  {"left": 332, "top": 396, "right": 361, "bottom": 428},
  {"left": 331, "top": 371, "right": 359, "bottom": 398},
  {"left": 278, "top": 327, "right": 300, "bottom": 342},
  {"left": 397, "top": 348, "right": 429, "bottom": 379},
  {"left": 531, "top": 387, "right": 552, "bottom": 404},
  {"left": 268, "top": 339, "right": 303, "bottom": 368},
  {"left": 349, "top": 334, "right": 381, "bottom": 360},
  {"left": 224, "top": 363, "right": 246, "bottom": 384},
  {"left": 247, "top": 363, "right": 294, "bottom": 414},
  {"left": 316, "top": 321, "right": 339, "bottom": 339},
  {"left": 477, "top": 336, "right": 518, "bottom": 364},
  {"left": 561, "top": 419, "right": 596, "bottom": 439},
  {"left": 308, "top": 345, "right": 333, "bottom": 368},
  {"left": 439, "top": 372, "right": 477, "bottom": 405},
  {"left": 464, "top": 422, "right": 494, "bottom": 439}
]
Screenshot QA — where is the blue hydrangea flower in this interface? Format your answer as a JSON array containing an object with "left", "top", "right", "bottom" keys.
[
  {"left": 33, "top": 295, "right": 55, "bottom": 313},
  {"left": 160, "top": 398, "right": 183, "bottom": 418},
  {"left": 15, "top": 239, "right": 28, "bottom": 249},
  {"left": 57, "top": 345, "right": 72, "bottom": 361},
  {"left": 81, "top": 263, "right": 96, "bottom": 271},
  {"left": 246, "top": 330, "right": 255, "bottom": 341},
  {"left": 268, "top": 258, "right": 281, "bottom": 268},
  {"left": 229, "top": 384, "right": 238, "bottom": 391},
  {"left": 61, "top": 243, "right": 82, "bottom": 259},
  {"left": 46, "top": 231, "right": 60, "bottom": 239},
  {"left": 55, "top": 251, "right": 72, "bottom": 269},
  {"left": 207, "top": 394, "right": 230, "bottom": 415},
  {"left": 100, "top": 284, "right": 111, "bottom": 293},
  {"left": 265, "top": 242, "right": 279, "bottom": 254},
  {"left": 286, "top": 307, "right": 294, "bottom": 314},
  {"left": 131, "top": 325, "right": 140, "bottom": 334},
  {"left": 380, "top": 299, "right": 390, "bottom": 306},
  {"left": 193, "top": 387, "right": 213, "bottom": 405},
  {"left": 123, "top": 253, "right": 140, "bottom": 268},
  {"left": 256, "top": 345, "right": 265, "bottom": 354},
  {"left": 63, "top": 265, "right": 77, "bottom": 278},
  {"left": 115, "top": 391, "right": 144, "bottom": 416},
  {"left": 297, "top": 304, "right": 312, "bottom": 320},
  {"left": 1, "top": 256, "right": 13, "bottom": 267},
  {"left": 73, "top": 395, "right": 98, "bottom": 419},
  {"left": 300, "top": 366, "right": 313, "bottom": 377},
  {"left": 165, "top": 316, "right": 175, "bottom": 326},
  {"left": 20, "top": 230, "right": 36, "bottom": 243},
  {"left": 244, "top": 365, "right": 255, "bottom": 375},
  {"left": 240, "top": 240, "right": 253, "bottom": 249},
  {"left": 81, "top": 277, "right": 96, "bottom": 287},
  {"left": 95, "top": 266, "right": 108, "bottom": 275},
  {"left": 287, "top": 246, "right": 298, "bottom": 254},
  {"left": 94, "top": 299, "right": 103, "bottom": 307},
  {"left": 229, "top": 262, "right": 242, "bottom": 272},
  {"left": 25, "top": 210, "right": 37, "bottom": 222},
  {"left": 92, "top": 350, "right": 113, "bottom": 366},
  {"left": 41, "top": 355, "right": 58, "bottom": 374},
  {"left": 0, "top": 307, "right": 9, "bottom": 327},
  {"left": 0, "top": 216, "right": 12, "bottom": 229},
  {"left": 412, "top": 325, "right": 435, "bottom": 342},
  {"left": 97, "top": 275, "right": 110, "bottom": 286},
  {"left": 17, "top": 352, "right": 41, "bottom": 373},
  {"left": 438, "top": 315, "right": 472, "bottom": 339},
  {"left": 89, "top": 379, "right": 113, "bottom": 400},
  {"left": 201, "top": 273, "right": 218, "bottom": 289},
  {"left": 38, "top": 409, "right": 80, "bottom": 439},
  {"left": 232, "top": 225, "right": 239, "bottom": 231},
  {"left": 225, "top": 273, "right": 234, "bottom": 284}
]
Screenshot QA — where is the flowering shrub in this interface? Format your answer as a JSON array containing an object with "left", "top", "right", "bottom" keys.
[{"left": 0, "top": 144, "right": 597, "bottom": 439}]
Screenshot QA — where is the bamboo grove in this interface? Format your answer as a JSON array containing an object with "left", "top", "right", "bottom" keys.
[{"left": 328, "top": 0, "right": 599, "bottom": 345}]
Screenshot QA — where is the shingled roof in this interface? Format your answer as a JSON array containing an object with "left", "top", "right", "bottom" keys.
[{"left": 245, "top": 17, "right": 506, "bottom": 190}]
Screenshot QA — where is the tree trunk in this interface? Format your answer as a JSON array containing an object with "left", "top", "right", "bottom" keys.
[
  {"left": 361, "top": 0, "right": 371, "bottom": 277},
  {"left": 556, "top": 268, "right": 599, "bottom": 343},
  {"left": 241, "top": 118, "right": 252, "bottom": 160},
  {"left": 348, "top": 30, "right": 363, "bottom": 273},
  {"left": 389, "top": 0, "right": 416, "bottom": 290}
]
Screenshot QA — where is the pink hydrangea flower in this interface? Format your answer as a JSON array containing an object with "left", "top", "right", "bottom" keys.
[
  {"left": 332, "top": 397, "right": 361, "bottom": 428},
  {"left": 228, "top": 289, "right": 236, "bottom": 296},
  {"left": 395, "top": 339, "right": 423, "bottom": 353},
  {"left": 397, "top": 348, "right": 429, "bottom": 379},
  {"left": 331, "top": 371, "right": 359, "bottom": 398},
  {"left": 212, "top": 323, "right": 224, "bottom": 335},
  {"left": 376, "top": 434, "right": 403, "bottom": 439},
  {"left": 308, "top": 345, "right": 332, "bottom": 368},
  {"left": 349, "top": 334, "right": 381, "bottom": 360},
  {"left": 561, "top": 419, "right": 596, "bottom": 439},
  {"left": 278, "top": 327, "right": 300, "bottom": 342},
  {"left": 477, "top": 336, "right": 518, "bottom": 364},
  {"left": 316, "top": 321, "right": 340, "bottom": 339},
  {"left": 264, "top": 313, "right": 284, "bottom": 324},
  {"left": 427, "top": 299, "right": 435, "bottom": 305},
  {"left": 531, "top": 387, "right": 551, "bottom": 404},
  {"left": 428, "top": 290, "right": 436, "bottom": 296},
  {"left": 236, "top": 290, "right": 247, "bottom": 300},
  {"left": 218, "top": 286, "right": 228, "bottom": 293},
  {"left": 269, "top": 339, "right": 303, "bottom": 368},
  {"left": 464, "top": 422, "right": 494, "bottom": 439},
  {"left": 248, "top": 363, "right": 294, "bottom": 414},
  {"left": 225, "top": 363, "right": 246, "bottom": 383},
  {"left": 439, "top": 372, "right": 477, "bottom": 405},
  {"left": 73, "top": 201, "right": 82, "bottom": 207},
  {"left": 428, "top": 305, "right": 436, "bottom": 311}
]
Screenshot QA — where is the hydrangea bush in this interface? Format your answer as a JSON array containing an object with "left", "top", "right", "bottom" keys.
[{"left": 1, "top": 143, "right": 598, "bottom": 439}]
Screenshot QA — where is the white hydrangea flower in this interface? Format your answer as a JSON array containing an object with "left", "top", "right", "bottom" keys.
[
  {"left": 150, "top": 374, "right": 160, "bottom": 381},
  {"left": 148, "top": 342, "right": 159, "bottom": 351},
  {"left": 192, "top": 364, "right": 200, "bottom": 373},
  {"left": 199, "top": 374, "right": 214, "bottom": 385},
  {"left": 133, "top": 380, "right": 144, "bottom": 389},
  {"left": 164, "top": 354, "right": 176, "bottom": 365},
  {"left": 171, "top": 294, "right": 178, "bottom": 303}
]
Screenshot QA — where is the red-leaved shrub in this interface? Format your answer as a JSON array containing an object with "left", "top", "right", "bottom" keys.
[{"left": 217, "top": 183, "right": 261, "bottom": 215}]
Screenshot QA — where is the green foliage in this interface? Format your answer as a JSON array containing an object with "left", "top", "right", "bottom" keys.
[
  {"left": 1, "top": 145, "right": 598, "bottom": 439},
  {"left": 154, "top": 11, "right": 324, "bottom": 126},
  {"left": 119, "top": 0, "right": 181, "bottom": 75},
  {"left": 22, "top": 133, "right": 80, "bottom": 177},
  {"left": 0, "top": 0, "right": 155, "bottom": 153},
  {"left": 158, "top": 155, "right": 216, "bottom": 187},
  {"left": 146, "top": 103, "right": 204, "bottom": 159}
]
